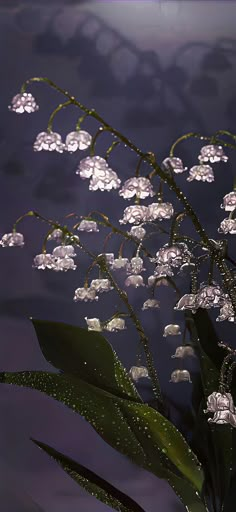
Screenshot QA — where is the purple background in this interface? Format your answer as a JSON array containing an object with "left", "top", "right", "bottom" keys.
[{"left": 1, "top": 1, "right": 236, "bottom": 511}]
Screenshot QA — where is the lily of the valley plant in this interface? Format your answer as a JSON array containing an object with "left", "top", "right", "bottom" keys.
[{"left": 2, "top": 77, "right": 236, "bottom": 512}]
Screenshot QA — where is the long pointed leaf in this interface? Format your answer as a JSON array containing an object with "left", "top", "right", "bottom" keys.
[
  {"left": 31, "top": 438, "right": 146, "bottom": 512},
  {"left": 0, "top": 371, "right": 207, "bottom": 512},
  {"left": 31, "top": 318, "right": 141, "bottom": 402}
]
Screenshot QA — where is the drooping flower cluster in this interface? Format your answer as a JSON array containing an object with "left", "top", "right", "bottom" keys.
[
  {"left": 150, "top": 243, "right": 192, "bottom": 278},
  {"left": 76, "top": 156, "right": 121, "bottom": 192},
  {"left": 218, "top": 189, "right": 236, "bottom": 235},
  {"left": 33, "top": 244, "right": 77, "bottom": 272},
  {"left": 33, "top": 130, "right": 92, "bottom": 154}
]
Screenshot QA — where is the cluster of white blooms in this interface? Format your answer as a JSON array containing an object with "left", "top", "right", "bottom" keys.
[
  {"left": 162, "top": 145, "right": 228, "bottom": 184},
  {"left": 218, "top": 190, "right": 236, "bottom": 235},
  {"left": 33, "top": 130, "right": 92, "bottom": 154},
  {"left": 84, "top": 316, "right": 126, "bottom": 332},
  {"left": 174, "top": 283, "right": 235, "bottom": 323},
  {"left": 76, "top": 156, "right": 121, "bottom": 192},
  {"left": 150, "top": 243, "right": 192, "bottom": 278},
  {"left": 74, "top": 287, "right": 99, "bottom": 302},
  {"left": 73, "top": 278, "right": 113, "bottom": 304},
  {"left": 119, "top": 203, "right": 174, "bottom": 225},
  {"left": 8, "top": 91, "right": 236, "bottom": 396},
  {"left": 33, "top": 244, "right": 77, "bottom": 272}
]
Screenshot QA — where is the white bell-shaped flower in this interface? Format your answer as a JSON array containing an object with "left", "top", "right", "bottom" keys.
[
  {"left": 163, "top": 324, "right": 181, "bottom": 337},
  {"left": 33, "top": 253, "right": 55, "bottom": 270},
  {"left": 141, "top": 298, "right": 160, "bottom": 310},
  {"left": 76, "top": 156, "right": 108, "bottom": 179},
  {"left": 89, "top": 168, "right": 121, "bottom": 191},
  {"left": 125, "top": 275, "right": 145, "bottom": 288},
  {"left": 174, "top": 293, "right": 197, "bottom": 312},
  {"left": 127, "top": 257, "right": 146, "bottom": 275},
  {"left": 147, "top": 202, "right": 174, "bottom": 221},
  {"left": 218, "top": 218, "right": 236, "bottom": 235},
  {"left": 33, "top": 131, "right": 65, "bottom": 153},
  {"left": 119, "top": 205, "right": 149, "bottom": 225},
  {"left": 52, "top": 245, "right": 77, "bottom": 258},
  {"left": 103, "top": 317, "right": 126, "bottom": 332},
  {"left": 65, "top": 130, "right": 92, "bottom": 152},
  {"left": 187, "top": 165, "right": 214, "bottom": 182},
  {"left": 207, "top": 410, "right": 236, "bottom": 426},
  {"left": 148, "top": 274, "right": 169, "bottom": 287},
  {"left": 170, "top": 369, "right": 192, "bottom": 383},
  {"left": 97, "top": 253, "right": 114, "bottom": 266},
  {"left": 129, "top": 365, "right": 149, "bottom": 382},
  {"left": 90, "top": 279, "right": 113, "bottom": 293},
  {"left": 73, "top": 287, "right": 99, "bottom": 302},
  {"left": 85, "top": 317, "right": 102, "bottom": 331},
  {"left": 0, "top": 232, "right": 24, "bottom": 247},
  {"left": 221, "top": 191, "right": 236, "bottom": 212},
  {"left": 77, "top": 220, "right": 99, "bottom": 232},
  {"left": 154, "top": 265, "right": 174, "bottom": 278},
  {"left": 204, "top": 392, "right": 235, "bottom": 414},
  {"left": 119, "top": 177, "right": 155, "bottom": 200},
  {"left": 53, "top": 257, "right": 77, "bottom": 272},
  {"left": 110, "top": 257, "right": 129, "bottom": 270},
  {"left": 162, "top": 157, "right": 188, "bottom": 174},
  {"left": 198, "top": 145, "right": 228, "bottom": 163},
  {"left": 129, "top": 226, "right": 146, "bottom": 240},
  {"left": 171, "top": 346, "right": 195, "bottom": 358},
  {"left": 8, "top": 92, "right": 39, "bottom": 114},
  {"left": 47, "top": 229, "right": 64, "bottom": 242}
]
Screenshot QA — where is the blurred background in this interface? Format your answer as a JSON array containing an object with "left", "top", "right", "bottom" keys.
[{"left": 0, "top": 1, "right": 236, "bottom": 510}]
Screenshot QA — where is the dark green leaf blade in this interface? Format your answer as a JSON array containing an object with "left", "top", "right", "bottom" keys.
[
  {"left": 0, "top": 370, "right": 207, "bottom": 512},
  {"left": 31, "top": 438, "right": 146, "bottom": 512},
  {"left": 31, "top": 318, "right": 141, "bottom": 402},
  {"left": 117, "top": 400, "right": 204, "bottom": 495}
]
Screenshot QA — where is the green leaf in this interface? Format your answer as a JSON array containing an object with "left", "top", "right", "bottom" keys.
[
  {"left": 31, "top": 438, "right": 146, "bottom": 512},
  {"left": 31, "top": 318, "right": 141, "bottom": 402},
  {"left": 117, "top": 400, "right": 204, "bottom": 494},
  {"left": 0, "top": 371, "right": 207, "bottom": 512}
]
